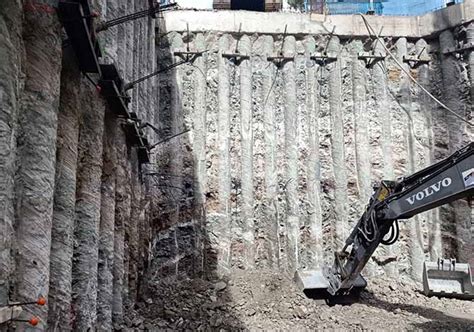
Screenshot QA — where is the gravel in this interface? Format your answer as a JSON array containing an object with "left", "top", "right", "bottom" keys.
[{"left": 125, "top": 269, "right": 474, "bottom": 331}]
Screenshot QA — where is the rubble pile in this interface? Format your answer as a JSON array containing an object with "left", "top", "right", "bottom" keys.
[{"left": 126, "top": 270, "right": 474, "bottom": 331}]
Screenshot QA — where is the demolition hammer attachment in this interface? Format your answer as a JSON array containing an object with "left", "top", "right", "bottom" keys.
[{"left": 423, "top": 259, "right": 474, "bottom": 300}]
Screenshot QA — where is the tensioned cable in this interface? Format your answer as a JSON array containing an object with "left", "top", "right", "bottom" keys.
[
  {"left": 125, "top": 58, "right": 190, "bottom": 90},
  {"left": 96, "top": 3, "right": 176, "bottom": 32},
  {"left": 359, "top": 14, "right": 473, "bottom": 127}
]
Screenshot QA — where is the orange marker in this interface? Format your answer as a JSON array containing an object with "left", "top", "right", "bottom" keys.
[
  {"left": 29, "top": 317, "right": 39, "bottom": 326},
  {"left": 37, "top": 297, "right": 46, "bottom": 306},
  {"left": 96, "top": 85, "right": 102, "bottom": 93}
]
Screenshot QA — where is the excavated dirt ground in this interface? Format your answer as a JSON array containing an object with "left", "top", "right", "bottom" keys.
[{"left": 126, "top": 270, "right": 474, "bottom": 331}]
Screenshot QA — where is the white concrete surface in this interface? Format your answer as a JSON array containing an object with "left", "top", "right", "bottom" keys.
[
  {"left": 174, "top": 0, "right": 213, "bottom": 9},
  {"left": 164, "top": 0, "right": 473, "bottom": 37}
]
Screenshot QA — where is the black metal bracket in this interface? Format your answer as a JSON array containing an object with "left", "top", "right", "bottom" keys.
[
  {"left": 58, "top": 0, "right": 102, "bottom": 74},
  {"left": 267, "top": 24, "right": 292, "bottom": 68},
  {"left": 403, "top": 54, "right": 430, "bottom": 68},
  {"left": 403, "top": 47, "right": 430, "bottom": 68},
  {"left": 267, "top": 55, "right": 294, "bottom": 62},
  {"left": 358, "top": 51, "right": 386, "bottom": 68},
  {"left": 172, "top": 23, "right": 206, "bottom": 63},
  {"left": 98, "top": 64, "right": 130, "bottom": 118},
  {"left": 311, "top": 26, "right": 338, "bottom": 66},
  {"left": 221, "top": 23, "right": 250, "bottom": 65},
  {"left": 173, "top": 51, "right": 205, "bottom": 62},
  {"left": 310, "top": 52, "right": 338, "bottom": 65},
  {"left": 222, "top": 52, "right": 250, "bottom": 65},
  {"left": 267, "top": 55, "right": 294, "bottom": 69},
  {"left": 59, "top": 1, "right": 152, "bottom": 165},
  {"left": 442, "top": 42, "right": 474, "bottom": 55},
  {"left": 121, "top": 118, "right": 151, "bottom": 164}
]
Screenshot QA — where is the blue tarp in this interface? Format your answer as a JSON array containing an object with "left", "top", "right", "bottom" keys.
[
  {"left": 325, "top": 0, "right": 464, "bottom": 16},
  {"left": 326, "top": 1, "right": 384, "bottom": 15}
]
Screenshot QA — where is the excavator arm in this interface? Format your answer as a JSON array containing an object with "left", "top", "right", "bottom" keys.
[{"left": 296, "top": 142, "right": 474, "bottom": 300}]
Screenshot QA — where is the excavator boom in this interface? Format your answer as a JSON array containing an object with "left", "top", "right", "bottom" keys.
[{"left": 296, "top": 142, "right": 474, "bottom": 302}]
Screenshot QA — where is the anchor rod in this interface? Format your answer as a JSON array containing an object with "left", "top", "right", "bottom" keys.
[
  {"left": 125, "top": 53, "right": 202, "bottom": 91},
  {"left": 96, "top": 3, "right": 176, "bottom": 32}
]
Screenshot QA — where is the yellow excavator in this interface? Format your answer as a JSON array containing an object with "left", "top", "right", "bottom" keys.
[{"left": 296, "top": 142, "right": 474, "bottom": 302}]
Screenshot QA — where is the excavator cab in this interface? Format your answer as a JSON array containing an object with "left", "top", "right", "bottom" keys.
[{"left": 423, "top": 259, "right": 474, "bottom": 300}]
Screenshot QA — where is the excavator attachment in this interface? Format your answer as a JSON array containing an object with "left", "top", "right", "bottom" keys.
[
  {"left": 294, "top": 269, "right": 367, "bottom": 304},
  {"left": 423, "top": 259, "right": 474, "bottom": 300}
]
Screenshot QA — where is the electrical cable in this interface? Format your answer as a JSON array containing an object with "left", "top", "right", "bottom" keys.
[
  {"left": 96, "top": 3, "right": 176, "bottom": 32},
  {"left": 262, "top": 65, "right": 280, "bottom": 113},
  {"left": 359, "top": 14, "right": 473, "bottom": 127},
  {"left": 262, "top": 25, "right": 287, "bottom": 112},
  {"left": 125, "top": 58, "right": 190, "bottom": 90},
  {"left": 149, "top": 129, "right": 191, "bottom": 150}
]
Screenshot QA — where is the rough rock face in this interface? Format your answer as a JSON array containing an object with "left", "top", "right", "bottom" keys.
[
  {"left": 0, "top": 0, "right": 23, "bottom": 310},
  {"left": 0, "top": 1, "right": 473, "bottom": 331},
  {"left": 12, "top": 1, "right": 62, "bottom": 329},
  {"left": 151, "top": 27, "right": 473, "bottom": 281},
  {"left": 0, "top": 0, "right": 156, "bottom": 330}
]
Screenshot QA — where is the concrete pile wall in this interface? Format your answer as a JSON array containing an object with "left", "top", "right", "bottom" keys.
[
  {"left": 0, "top": 0, "right": 473, "bottom": 330},
  {"left": 151, "top": 10, "right": 474, "bottom": 282},
  {"left": 0, "top": 0, "right": 157, "bottom": 330}
]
